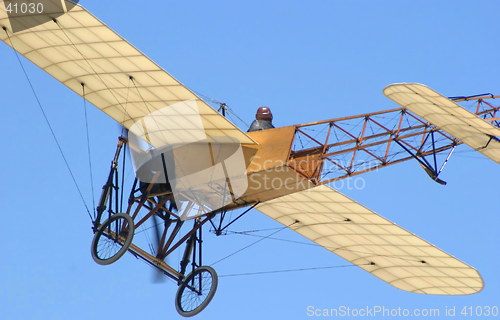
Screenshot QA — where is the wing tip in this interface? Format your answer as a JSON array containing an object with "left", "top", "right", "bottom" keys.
[{"left": 389, "top": 268, "right": 485, "bottom": 296}]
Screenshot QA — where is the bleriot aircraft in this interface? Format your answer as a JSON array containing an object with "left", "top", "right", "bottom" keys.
[{"left": 1, "top": 1, "right": 499, "bottom": 317}]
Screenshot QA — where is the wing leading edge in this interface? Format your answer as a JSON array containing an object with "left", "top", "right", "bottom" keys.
[
  {"left": 0, "top": 1, "right": 257, "bottom": 146},
  {"left": 255, "top": 185, "right": 483, "bottom": 295}
]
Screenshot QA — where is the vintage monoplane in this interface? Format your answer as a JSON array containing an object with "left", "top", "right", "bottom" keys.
[{"left": 1, "top": 1, "right": 499, "bottom": 317}]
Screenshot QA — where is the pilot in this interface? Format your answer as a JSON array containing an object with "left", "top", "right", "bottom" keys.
[{"left": 247, "top": 106, "right": 275, "bottom": 132}]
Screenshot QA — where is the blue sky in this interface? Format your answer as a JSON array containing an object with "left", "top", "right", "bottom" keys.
[{"left": 0, "top": 1, "right": 498, "bottom": 319}]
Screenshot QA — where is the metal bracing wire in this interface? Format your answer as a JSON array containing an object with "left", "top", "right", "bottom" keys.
[{"left": 3, "top": 27, "right": 93, "bottom": 221}]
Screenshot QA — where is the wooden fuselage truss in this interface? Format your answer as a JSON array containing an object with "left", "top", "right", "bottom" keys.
[{"left": 94, "top": 95, "right": 499, "bottom": 284}]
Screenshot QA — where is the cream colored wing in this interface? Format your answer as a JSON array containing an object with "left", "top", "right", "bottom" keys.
[
  {"left": 384, "top": 83, "right": 500, "bottom": 164},
  {"left": 255, "top": 184, "right": 483, "bottom": 295},
  {"left": 0, "top": 1, "right": 256, "bottom": 146}
]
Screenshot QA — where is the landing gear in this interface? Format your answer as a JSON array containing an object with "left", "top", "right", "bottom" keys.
[
  {"left": 175, "top": 266, "right": 218, "bottom": 317},
  {"left": 90, "top": 136, "right": 232, "bottom": 316},
  {"left": 91, "top": 213, "right": 134, "bottom": 265}
]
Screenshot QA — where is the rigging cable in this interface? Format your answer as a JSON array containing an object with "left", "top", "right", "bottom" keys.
[
  {"left": 192, "top": 89, "right": 223, "bottom": 106},
  {"left": 210, "top": 220, "right": 298, "bottom": 267},
  {"left": 3, "top": 27, "right": 93, "bottom": 221},
  {"left": 81, "top": 84, "right": 96, "bottom": 217},
  {"left": 225, "top": 106, "right": 251, "bottom": 129},
  {"left": 192, "top": 89, "right": 251, "bottom": 129},
  {"left": 219, "top": 264, "right": 368, "bottom": 278},
  {"left": 121, "top": 77, "right": 132, "bottom": 136},
  {"left": 228, "top": 228, "right": 427, "bottom": 264},
  {"left": 52, "top": 19, "right": 135, "bottom": 124}
]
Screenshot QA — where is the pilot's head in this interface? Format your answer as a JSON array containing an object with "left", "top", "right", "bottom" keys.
[{"left": 256, "top": 106, "right": 273, "bottom": 121}]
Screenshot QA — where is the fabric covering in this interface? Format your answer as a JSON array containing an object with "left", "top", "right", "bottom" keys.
[
  {"left": 384, "top": 83, "right": 500, "bottom": 164},
  {"left": 256, "top": 184, "right": 483, "bottom": 295},
  {"left": 0, "top": 0, "right": 256, "bottom": 146}
]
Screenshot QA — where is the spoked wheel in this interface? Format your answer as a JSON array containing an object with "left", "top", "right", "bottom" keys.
[
  {"left": 91, "top": 213, "right": 135, "bottom": 265},
  {"left": 175, "top": 266, "right": 218, "bottom": 317}
]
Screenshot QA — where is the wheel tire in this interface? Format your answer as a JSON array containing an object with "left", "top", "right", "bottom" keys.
[
  {"left": 175, "top": 266, "right": 218, "bottom": 317},
  {"left": 91, "top": 213, "right": 134, "bottom": 265}
]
